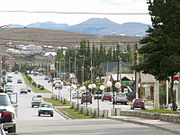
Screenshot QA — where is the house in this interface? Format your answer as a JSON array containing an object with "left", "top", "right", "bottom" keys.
[
  {"left": 139, "top": 73, "right": 156, "bottom": 100},
  {"left": 109, "top": 73, "right": 156, "bottom": 100}
]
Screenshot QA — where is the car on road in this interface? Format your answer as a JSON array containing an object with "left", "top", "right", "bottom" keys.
[
  {"left": 113, "top": 93, "right": 128, "bottom": 105},
  {"left": 0, "top": 93, "right": 17, "bottom": 133},
  {"left": 44, "top": 76, "right": 49, "bottom": 80},
  {"left": 17, "top": 79, "right": 23, "bottom": 84},
  {"left": 38, "top": 102, "right": 54, "bottom": 117},
  {"left": 94, "top": 91, "right": 102, "bottom": 100},
  {"left": 81, "top": 93, "right": 92, "bottom": 104},
  {"left": 4, "top": 87, "right": 14, "bottom": 93},
  {"left": 20, "top": 88, "right": 28, "bottom": 94},
  {"left": 130, "top": 98, "right": 145, "bottom": 110},
  {"left": 25, "top": 86, "right": 32, "bottom": 92},
  {"left": 31, "top": 97, "right": 43, "bottom": 107},
  {"left": 7, "top": 78, "right": 13, "bottom": 83},
  {"left": 102, "top": 93, "right": 112, "bottom": 101},
  {"left": 4, "top": 83, "right": 14, "bottom": 93}
]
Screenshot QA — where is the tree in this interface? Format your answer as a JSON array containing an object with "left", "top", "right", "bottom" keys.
[{"left": 135, "top": 0, "right": 180, "bottom": 111}]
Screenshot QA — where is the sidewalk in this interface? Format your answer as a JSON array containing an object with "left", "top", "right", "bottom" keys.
[{"left": 109, "top": 116, "right": 180, "bottom": 134}]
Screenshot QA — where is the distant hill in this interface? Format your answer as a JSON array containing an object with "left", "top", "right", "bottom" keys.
[
  {"left": 8, "top": 18, "right": 150, "bottom": 36},
  {"left": 0, "top": 28, "right": 141, "bottom": 47},
  {"left": 26, "top": 21, "right": 69, "bottom": 30}
]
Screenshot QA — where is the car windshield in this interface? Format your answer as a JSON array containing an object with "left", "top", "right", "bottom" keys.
[
  {"left": 104, "top": 94, "right": 110, "bottom": 96},
  {"left": 32, "top": 98, "right": 42, "bottom": 101},
  {"left": 40, "top": 104, "right": 52, "bottom": 108},
  {"left": 116, "top": 93, "right": 126, "bottom": 97},
  {"left": 135, "top": 99, "right": 143, "bottom": 102},
  {"left": 0, "top": 95, "right": 11, "bottom": 106},
  {"left": 82, "top": 93, "right": 91, "bottom": 97}
]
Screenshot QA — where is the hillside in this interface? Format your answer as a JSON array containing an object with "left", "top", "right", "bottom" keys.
[{"left": 0, "top": 28, "right": 141, "bottom": 47}]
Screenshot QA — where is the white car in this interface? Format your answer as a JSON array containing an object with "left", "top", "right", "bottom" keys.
[
  {"left": 38, "top": 102, "right": 54, "bottom": 117},
  {"left": 72, "top": 92, "right": 81, "bottom": 99}
]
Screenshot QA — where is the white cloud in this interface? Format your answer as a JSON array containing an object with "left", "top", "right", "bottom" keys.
[{"left": 0, "top": 0, "right": 151, "bottom": 26}]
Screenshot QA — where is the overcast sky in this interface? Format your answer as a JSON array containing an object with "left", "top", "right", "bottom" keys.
[{"left": 0, "top": 0, "right": 151, "bottom": 26}]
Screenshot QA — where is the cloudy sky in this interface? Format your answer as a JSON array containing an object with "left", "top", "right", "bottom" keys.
[{"left": 0, "top": 0, "right": 151, "bottom": 26}]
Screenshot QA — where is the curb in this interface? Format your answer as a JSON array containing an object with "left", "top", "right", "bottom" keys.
[
  {"left": 108, "top": 117, "right": 180, "bottom": 135},
  {"left": 54, "top": 107, "right": 72, "bottom": 119}
]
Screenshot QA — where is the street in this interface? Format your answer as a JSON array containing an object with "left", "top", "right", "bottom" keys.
[{"left": 7, "top": 72, "right": 176, "bottom": 135}]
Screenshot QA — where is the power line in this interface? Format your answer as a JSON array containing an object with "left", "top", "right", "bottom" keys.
[{"left": 0, "top": 10, "right": 149, "bottom": 15}]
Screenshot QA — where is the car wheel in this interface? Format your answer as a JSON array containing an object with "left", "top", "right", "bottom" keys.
[
  {"left": 131, "top": 107, "right": 134, "bottom": 110},
  {"left": 38, "top": 112, "right": 41, "bottom": 116},
  {"left": 32, "top": 105, "right": 34, "bottom": 108},
  {"left": 90, "top": 102, "right": 92, "bottom": 104},
  {"left": 81, "top": 102, "right": 83, "bottom": 104},
  {"left": 141, "top": 107, "right": 145, "bottom": 110},
  {"left": 51, "top": 114, "right": 53, "bottom": 117}
]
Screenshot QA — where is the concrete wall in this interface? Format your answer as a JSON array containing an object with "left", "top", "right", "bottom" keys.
[{"left": 112, "top": 109, "right": 180, "bottom": 123}]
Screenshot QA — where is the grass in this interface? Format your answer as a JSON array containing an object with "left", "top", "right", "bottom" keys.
[
  {"left": 58, "top": 108, "right": 95, "bottom": 119},
  {"left": 22, "top": 74, "right": 51, "bottom": 93},
  {"left": 143, "top": 110, "right": 180, "bottom": 114},
  {"left": 43, "top": 98, "right": 71, "bottom": 106}
]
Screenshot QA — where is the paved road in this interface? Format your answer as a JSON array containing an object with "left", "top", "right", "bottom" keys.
[{"left": 5, "top": 72, "right": 177, "bottom": 135}]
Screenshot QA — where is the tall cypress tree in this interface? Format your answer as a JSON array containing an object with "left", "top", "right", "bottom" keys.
[{"left": 136, "top": 0, "right": 180, "bottom": 110}]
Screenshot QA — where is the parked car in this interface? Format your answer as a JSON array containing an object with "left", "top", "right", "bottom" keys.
[
  {"left": 81, "top": 93, "right": 92, "bottom": 104},
  {"left": 17, "top": 79, "right": 23, "bottom": 84},
  {"left": 14, "top": 71, "right": 18, "bottom": 74},
  {"left": 36, "top": 95, "right": 42, "bottom": 98},
  {"left": 94, "top": 91, "right": 102, "bottom": 100},
  {"left": 113, "top": 93, "right": 128, "bottom": 105},
  {"left": 167, "top": 103, "right": 180, "bottom": 110},
  {"left": 44, "top": 76, "right": 49, "bottom": 80},
  {"left": 4, "top": 83, "right": 14, "bottom": 93},
  {"left": 7, "top": 78, "right": 13, "bottom": 83},
  {"left": 31, "top": 97, "right": 43, "bottom": 107},
  {"left": 25, "top": 86, "right": 32, "bottom": 92},
  {"left": 102, "top": 93, "right": 112, "bottom": 101},
  {"left": 130, "top": 98, "right": 145, "bottom": 110},
  {"left": 4, "top": 87, "right": 14, "bottom": 93},
  {"left": 38, "top": 102, "right": 54, "bottom": 117}
]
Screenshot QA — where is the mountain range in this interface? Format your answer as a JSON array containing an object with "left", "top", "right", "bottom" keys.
[{"left": 8, "top": 18, "right": 151, "bottom": 36}]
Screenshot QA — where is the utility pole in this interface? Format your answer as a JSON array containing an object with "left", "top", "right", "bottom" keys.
[
  {"left": 166, "top": 80, "right": 169, "bottom": 105},
  {"left": 90, "top": 51, "right": 93, "bottom": 82},
  {"left": 82, "top": 55, "right": 85, "bottom": 84},
  {"left": 74, "top": 56, "right": 77, "bottom": 76},
  {"left": 135, "top": 50, "right": 139, "bottom": 99}
]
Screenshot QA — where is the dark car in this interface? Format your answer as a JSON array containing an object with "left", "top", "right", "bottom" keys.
[
  {"left": 131, "top": 99, "right": 145, "bottom": 110},
  {"left": 94, "top": 91, "right": 102, "bottom": 100},
  {"left": 102, "top": 93, "right": 112, "bottom": 101},
  {"left": 81, "top": 93, "right": 92, "bottom": 104}
]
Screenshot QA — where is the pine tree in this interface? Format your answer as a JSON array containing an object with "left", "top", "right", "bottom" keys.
[{"left": 136, "top": 0, "right": 180, "bottom": 111}]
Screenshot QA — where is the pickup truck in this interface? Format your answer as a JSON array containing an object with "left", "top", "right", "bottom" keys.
[{"left": 0, "top": 93, "right": 17, "bottom": 133}]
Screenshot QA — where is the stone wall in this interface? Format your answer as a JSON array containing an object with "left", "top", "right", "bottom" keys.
[{"left": 112, "top": 109, "right": 180, "bottom": 123}]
